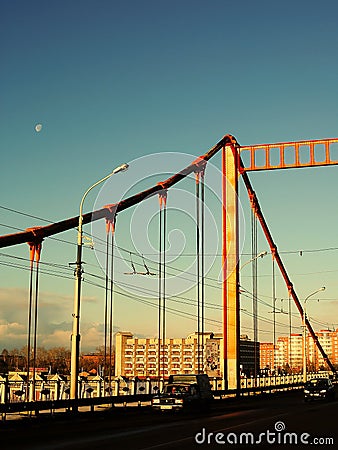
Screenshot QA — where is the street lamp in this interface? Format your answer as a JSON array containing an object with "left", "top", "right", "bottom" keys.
[
  {"left": 239, "top": 251, "right": 267, "bottom": 271},
  {"left": 302, "top": 286, "right": 325, "bottom": 384},
  {"left": 70, "top": 163, "right": 129, "bottom": 404}
]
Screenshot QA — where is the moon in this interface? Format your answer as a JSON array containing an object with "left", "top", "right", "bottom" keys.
[{"left": 35, "top": 123, "right": 42, "bottom": 132}]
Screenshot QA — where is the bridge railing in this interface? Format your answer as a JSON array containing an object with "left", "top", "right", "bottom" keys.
[
  {"left": 1, "top": 372, "right": 333, "bottom": 404},
  {"left": 0, "top": 374, "right": 167, "bottom": 403},
  {"left": 0, "top": 371, "right": 333, "bottom": 420}
]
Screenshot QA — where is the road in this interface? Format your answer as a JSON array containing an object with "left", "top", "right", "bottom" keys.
[{"left": 2, "top": 391, "right": 337, "bottom": 449}]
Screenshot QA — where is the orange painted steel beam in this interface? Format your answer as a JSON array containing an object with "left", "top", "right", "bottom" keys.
[
  {"left": 240, "top": 138, "right": 338, "bottom": 171},
  {"left": 0, "top": 134, "right": 238, "bottom": 249},
  {"left": 222, "top": 144, "right": 240, "bottom": 391}
]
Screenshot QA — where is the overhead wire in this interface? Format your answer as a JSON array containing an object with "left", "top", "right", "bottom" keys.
[
  {"left": 0, "top": 251, "right": 306, "bottom": 328},
  {"left": 0, "top": 256, "right": 301, "bottom": 340},
  {"left": 0, "top": 257, "right": 294, "bottom": 334},
  {"left": 4, "top": 204, "right": 338, "bottom": 278},
  {"left": 1, "top": 198, "right": 336, "bottom": 344},
  {"left": 0, "top": 246, "right": 322, "bottom": 323}
]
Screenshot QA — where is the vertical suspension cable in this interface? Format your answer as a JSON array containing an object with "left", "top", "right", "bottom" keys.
[
  {"left": 32, "top": 254, "right": 40, "bottom": 401},
  {"left": 201, "top": 169, "right": 205, "bottom": 373},
  {"left": 157, "top": 190, "right": 167, "bottom": 381},
  {"left": 272, "top": 255, "right": 276, "bottom": 351},
  {"left": 103, "top": 205, "right": 117, "bottom": 394},
  {"left": 251, "top": 210, "right": 258, "bottom": 377},
  {"left": 162, "top": 196, "right": 167, "bottom": 380},
  {"left": 26, "top": 247, "right": 34, "bottom": 399},
  {"left": 272, "top": 253, "right": 276, "bottom": 369},
  {"left": 288, "top": 291, "right": 292, "bottom": 371},
  {"left": 158, "top": 196, "right": 163, "bottom": 383},
  {"left": 196, "top": 173, "right": 201, "bottom": 373},
  {"left": 26, "top": 240, "right": 42, "bottom": 401},
  {"left": 109, "top": 221, "right": 115, "bottom": 391},
  {"left": 104, "top": 231, "right": 109, "bottom": 386}
]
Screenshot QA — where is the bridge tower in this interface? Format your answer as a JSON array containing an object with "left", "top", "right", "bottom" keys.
[{"left": 222, "top": 143, "right": 240, "bottom": 391}]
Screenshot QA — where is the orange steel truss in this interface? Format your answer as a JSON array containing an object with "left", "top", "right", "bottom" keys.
[{"left": 240, "top": 138, "right": 338, "bottom": 171}]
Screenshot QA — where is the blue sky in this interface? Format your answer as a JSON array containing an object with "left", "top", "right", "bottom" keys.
[{"left": 1, "top": 0, "right": 338, "bottom": 352}]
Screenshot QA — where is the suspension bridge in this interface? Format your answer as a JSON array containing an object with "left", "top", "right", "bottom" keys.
[{"left": 1, "top": 133, "right": 338, "bottom": 409}]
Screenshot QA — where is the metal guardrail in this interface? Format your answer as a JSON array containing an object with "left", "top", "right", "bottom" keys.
[
  {"left": 0, "top": 381, "right": 310, "bottom": 420},
  {"left": 0, "top": 393, "right": 153, "bottom": 415},
  {"left": 0, "top": 372, "right": 333, "bottom": 420}
]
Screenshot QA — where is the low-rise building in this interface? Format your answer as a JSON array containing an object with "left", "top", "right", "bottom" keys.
[
  {"left": 115, "top": 331, "right": 222, "bottom": 379},
  {"left": 115, "top": 331, "right": 259, "bottom": 379}
]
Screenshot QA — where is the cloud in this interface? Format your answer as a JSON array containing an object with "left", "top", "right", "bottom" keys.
[
  {"left": 0, "top": 321, "right": 26, "bottom": 351},
  {"left": 0, "top": 288, "right": 105, "bottom": 352}
]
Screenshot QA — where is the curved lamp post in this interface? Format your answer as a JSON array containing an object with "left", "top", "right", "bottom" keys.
[
  {"left": 239, "top": 251, "right": 267, "bottom": 271},
  {"left": 70, "top": 163, "right": 129, "bottom": 404},
  {"left": 302, "top": 286, "right": 325, "bottom": 383}
]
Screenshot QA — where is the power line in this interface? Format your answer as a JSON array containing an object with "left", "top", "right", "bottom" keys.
[
  {"left": 2, "top": 205, "right": 336, "bottom": 338},
  {"left": 0, "top": 205, "right": 54, "bottom": 224},
  {"left": 0, "top": 253, "right": 291, "bottom": 332},
  {"left": 3, "top": 203, "right": 338, "bottom": 263}
]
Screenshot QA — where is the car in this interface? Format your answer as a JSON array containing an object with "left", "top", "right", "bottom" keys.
[
  {"left": 304, "top": 378, "right": 335, "bottom": 402},
  {"left": 151, "top": 374, "right": 213, "bottom": 412}
]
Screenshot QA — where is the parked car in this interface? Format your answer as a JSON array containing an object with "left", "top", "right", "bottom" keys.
[
  {"left": 151, "top": 374, "right": 213, "bottom": 412},
  {"left": 304, "top": 378, "right": 335, "bottom": 401}
]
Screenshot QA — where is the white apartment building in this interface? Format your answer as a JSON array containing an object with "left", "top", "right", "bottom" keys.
[
  {"left": 116, "top": 328, "right": 338, "bottom": 379},
  {"left": 115, "top": 331, "right": 262, "bottom": 379},
  {"left": 115, "top": 331, "right": 222, "bottom": 379}
]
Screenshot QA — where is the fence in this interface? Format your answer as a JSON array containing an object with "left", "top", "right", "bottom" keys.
[{"left": 0, "top": 371, "right": 333, "bottom": 420}]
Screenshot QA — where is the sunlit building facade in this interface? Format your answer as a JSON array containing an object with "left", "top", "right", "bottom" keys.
[
  {"left": 115, "top": 331, "right": 222, "bottom": 379},
  {"left": 116, "top": 328, "right": 338, "bottom": 380},
  {"left": 261, "top": 329, "right": 338, "bottom": 373},
  {"left": 115, "top": 332, "right": 260, "bottom": 379},
  {"left": 260, "top": 342, "right": 276, "bottom": 372}
]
